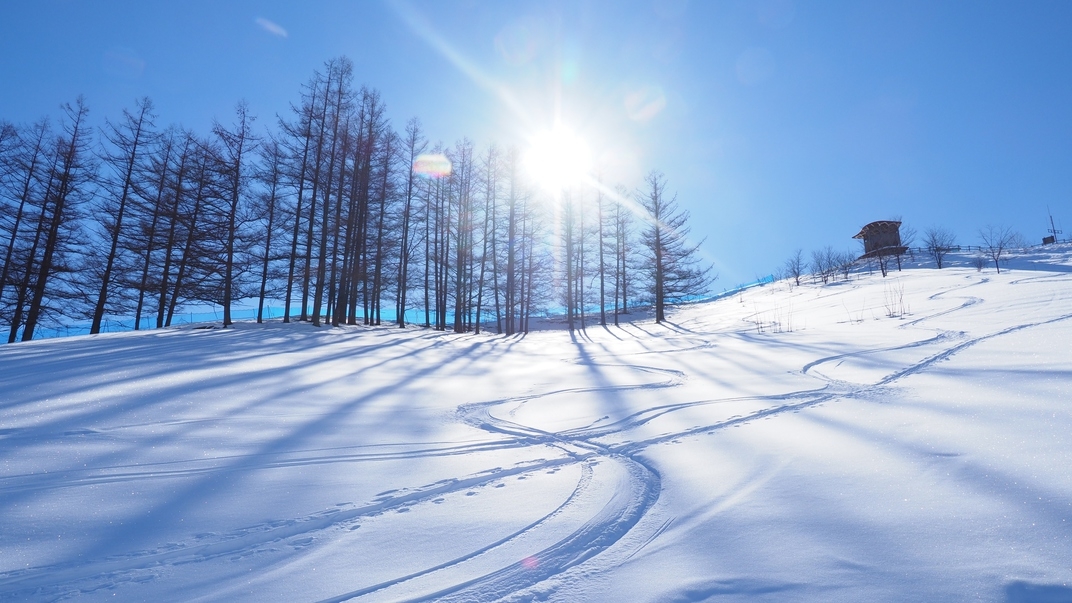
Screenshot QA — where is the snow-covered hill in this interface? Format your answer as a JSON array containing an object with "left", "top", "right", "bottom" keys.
[{"left": 2, "top": 247, "right": 1072, "bottom": 602}]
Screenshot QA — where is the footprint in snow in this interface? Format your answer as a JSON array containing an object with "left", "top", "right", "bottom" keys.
[{"left": 466, "top": 491, "right": 478, "bottom": 496}]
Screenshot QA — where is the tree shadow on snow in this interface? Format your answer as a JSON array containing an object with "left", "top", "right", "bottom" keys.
[
  {"left": 1005, "top": 581, "right": 1072, "bottom": 603},
  {"left": 666, "top": 578, "right": 806, "bottom": 602},
  {"left": 0, "top": 325, "right": 514, "bottom": 571}
]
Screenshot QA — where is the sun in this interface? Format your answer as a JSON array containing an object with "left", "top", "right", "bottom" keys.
[{"left": 523, "top": 126, "right": 592, "bottom": 192}]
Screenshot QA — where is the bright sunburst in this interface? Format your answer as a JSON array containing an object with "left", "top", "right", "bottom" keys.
[{"left": 524, "top": 126, "right": 592, "bottom": 192}]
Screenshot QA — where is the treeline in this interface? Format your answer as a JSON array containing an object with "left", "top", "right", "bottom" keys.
[
  {"left": 0, "top": 57, "right": 711, "bottom": 342},
  {"left": 777, "top": 222, "right": 1031, "bottom": 286},
  {"left": 778, "top": 225, "right": 919, "bottom": 286}
]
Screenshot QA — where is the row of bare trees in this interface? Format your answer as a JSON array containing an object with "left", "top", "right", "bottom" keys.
[
  {"left": 0, "top": 100, "right": 95, "bottom": 342},
  {"left": 0, "top": 96, "right": 277, "bottom": 342},
  {"left": 778, "top": 223, "right": 1028, "bottom": 287},
  {"left": 0, "top": 57, "right": 713, "bottom": 341}
]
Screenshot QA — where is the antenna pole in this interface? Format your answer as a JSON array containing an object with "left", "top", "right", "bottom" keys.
[{"left": 1048, "top": 206, "right": 1063, "bottom": 242}]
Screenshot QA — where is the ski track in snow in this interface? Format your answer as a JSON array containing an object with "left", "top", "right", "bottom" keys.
[
  {"left": 2, "top": 271, "right": 1071, "bottom": 601},
  {"left": 334, "top": 277, "right": 1072, "bottom": 601}
]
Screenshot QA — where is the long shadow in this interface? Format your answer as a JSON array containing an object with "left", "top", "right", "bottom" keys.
[
  {"left": 10, "top": 279, "right": 1069, "bottom": 600},
  {"left": 0, "top": 324, "right": 436, "bottom": 411},
  {"left": 1005, "top": 261, "right": 1072, "bottom": 275},
  {"left": 0, "top": 324, "right": 568, "bottom": 597},
  {"left": 1005, "top": 581, "right": 1072, "bottom": 603},
  {"left": 0, "top": 328, "right": 450, "bottom": 457},
  {"left": 0, "top": 327, "right": 517, "bottom": 553},
  {"left": 660, "top": 320, "right": 706, "bottom": 337},
  {"left": 598, "top": 323, "right": 625, "bottom": 341},
  {"left": 6, "top": 324, "right": 469, "bottom": 422},
  {"left": 0, "top": 330, "right": 468, "bottom": 518},
  {"left": 62, "top": 334, "right": 501, "bottom": 564}
]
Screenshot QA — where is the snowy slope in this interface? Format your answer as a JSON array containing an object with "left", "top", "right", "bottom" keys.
[{"left": 2, "top": 247, "right": 1071, "bottom": 602}]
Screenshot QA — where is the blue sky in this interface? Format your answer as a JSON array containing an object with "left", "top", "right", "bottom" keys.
[{"left": 2, "top": 0, "right": 1070, "bottom": 286}]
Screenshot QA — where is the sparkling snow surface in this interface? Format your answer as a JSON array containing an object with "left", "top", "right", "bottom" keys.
[{"left": 2, "top": 250, "right": 1072, "bottom": 602}]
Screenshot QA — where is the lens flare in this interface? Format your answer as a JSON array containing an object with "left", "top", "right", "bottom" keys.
[
  {"left": 524, "top": 127, "right": 592, "bottom": 191},
  {"left": 413, "top": 153, "right": 452, "bottom": 178},
  {"left": 625, "top": 86, "right": 667, "bottom": 122}
]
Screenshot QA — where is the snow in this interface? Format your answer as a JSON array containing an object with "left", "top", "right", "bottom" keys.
[{"left": 2, "top": 247, "right": 1072, "bottom": 602}]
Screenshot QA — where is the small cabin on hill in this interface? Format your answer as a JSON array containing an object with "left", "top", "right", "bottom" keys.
[{"left": 853, "top": 220, "right": 908, "bottom": 259}]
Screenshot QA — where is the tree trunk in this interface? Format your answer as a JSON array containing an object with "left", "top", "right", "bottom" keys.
[
  {"left": 90, "top": 98, "right": 154, "bottom": 334},
  {"left": 24, "top": 99, "right": 90, "bottom": 341}
]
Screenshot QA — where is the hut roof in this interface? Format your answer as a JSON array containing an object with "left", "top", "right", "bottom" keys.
[{"left": 853, "top": 220, "right": 902, "bottom": 240}]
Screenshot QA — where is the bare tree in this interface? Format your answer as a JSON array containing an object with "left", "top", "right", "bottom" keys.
[
  {"left": 876, "top": 253, "right": 893, "bottom": 278},
  {"left": 308, "top": 62, "right": 350, "bottom": 327},
  {"left": 22, "top": 98, "right": 94, "bottom": 341},
  {"left": 978, "top": 225, "right": 1020, "bottom": 274},
  {"left": 395, "top": 117, "right": 426, "bottom": 327},
  {"left": 596, "top": 181, "right": 608, "bottom": 326},
  {"left": 0, "top": 120, "right": 50, "bottom": 325},
  {"left": 130, "top": 130, "right": 175, "bottom": 330},
  {"left": 0, "top": 121, "right": 15, "bottom": 161},
  {"left": 89, "top": 97, "right": 156, "bottom": 334},
  {"left": 899, "top": 222, "right": 917, "bottom": 249},
  {"left": 367, "top": 126, "right": 398, "bottom": 326},
  {"left": 340, "top": 86, "right": 388, "bottom": 327},
  {"left": 6, "top": 143, "right": 61, "bottom": 342},
  {"left": 254, "top": 137, "right": 286, "bottom": 323},
  {"left": 561, "top": 189, "right": 579, "bottom": 330},
  {"left": 473, "top": 144, "right": 498, "bottom": 334},
  {"left": 610, "top": 184, "right": 634, "bottom": 325},
  {"left": 451, "top": 139, "right": 475, "bottom": 333},
  {"left": 810, "top": 247, "right": 837, "bottom": 284},
  {"left": 300, "top": 63, "right": 337, "bottom": 322},
  {"left": 783, "top": 249, "right": 806, "bottom": 286},
  {"left": 279, "top": 72, "right": 322, "bottom": 323},
  {"left": 855, "top": 238, "right": 893, "bottom": 278},
  {"left": 212, "top": 101, "right": 258, "bottom": 327},
  {"left": 164, "top": 136, "right": 216, "bottom": 327},
  {"left": 923, "top": 227, "right": 956, "bottom": 269},
  {"left": 154, "top": 129, "right": 194, "bottom": 328},
  {"left": 894, "top": 218, "right": 916, "bottom": 270},
  {"left": 834, "top": 250, "right": 856, "bottom": 280},
  {"left": 502, "top": 148, "right": 522, "bottom": 334}
]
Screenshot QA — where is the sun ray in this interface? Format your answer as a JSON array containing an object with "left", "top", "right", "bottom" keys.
[
  {"left": 389, "top": 0, "right": 533, "bottom": 127},
  {"left": 582, "top": 176, "right": 723, "bottom": 271}
]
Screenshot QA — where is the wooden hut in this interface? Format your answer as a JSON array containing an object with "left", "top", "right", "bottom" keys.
[{"left": 853, "top": 220, "right": 907, "bottom": 259}]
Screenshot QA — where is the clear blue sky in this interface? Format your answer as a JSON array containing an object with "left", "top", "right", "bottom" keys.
[{"left": 2, "top": 0, "right": 1070, "bottom": 285}]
